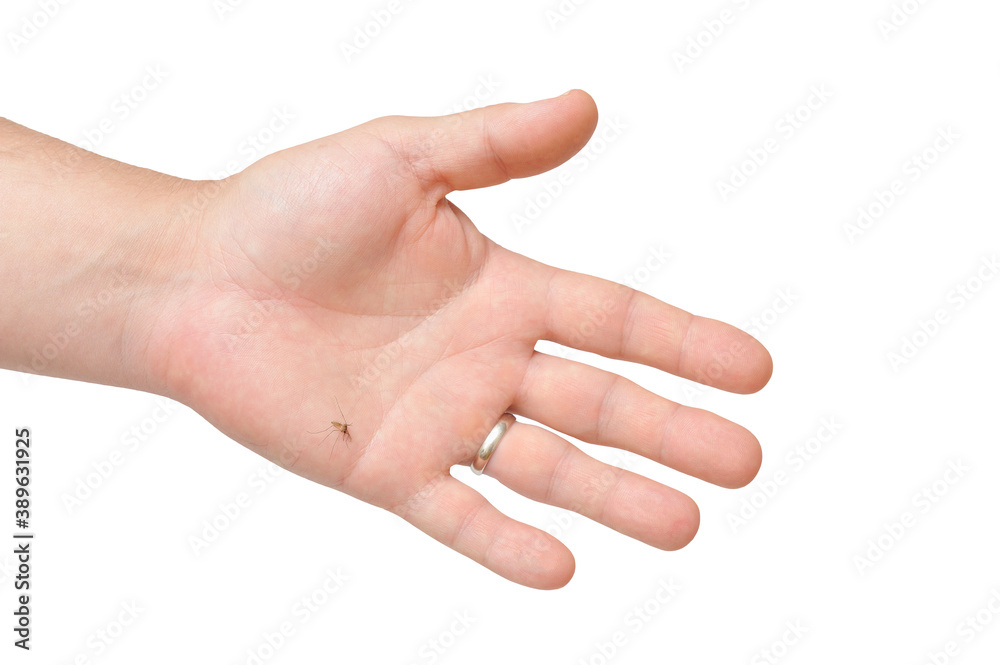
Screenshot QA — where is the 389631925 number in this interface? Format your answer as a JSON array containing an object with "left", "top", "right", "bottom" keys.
[{"left": 15, "top": 429, "right": 31, "bottom": 523}]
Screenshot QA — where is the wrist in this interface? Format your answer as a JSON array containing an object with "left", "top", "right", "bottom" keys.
[{"left": 104, "top": 177, "right": 210, "bottom": 396}]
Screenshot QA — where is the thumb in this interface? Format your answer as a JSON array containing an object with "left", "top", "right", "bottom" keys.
[{"left": 369, "top": 89, "right": 599, "bottom": 198}]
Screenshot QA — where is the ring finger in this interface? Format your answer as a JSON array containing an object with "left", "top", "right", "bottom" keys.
[{"left": 483, "top": 420, "right": 700, "bottom": 551}]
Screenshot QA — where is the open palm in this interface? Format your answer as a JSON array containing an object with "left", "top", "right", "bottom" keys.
[{"left": 148, "top": 91, "right": 772, "bottom": 589}]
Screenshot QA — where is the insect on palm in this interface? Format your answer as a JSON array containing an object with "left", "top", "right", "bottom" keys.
[{"left": 310, "top": 398, "right": 352, "bottom": 446}]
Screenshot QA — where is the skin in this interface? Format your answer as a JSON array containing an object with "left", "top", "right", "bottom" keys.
[{"left": 0, "top": 91, "right": 771, "bottom": 589}]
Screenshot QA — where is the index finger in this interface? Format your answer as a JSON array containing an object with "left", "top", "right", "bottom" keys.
[{"left": 539, "top": 265, "right": 773, "bottom": 394}]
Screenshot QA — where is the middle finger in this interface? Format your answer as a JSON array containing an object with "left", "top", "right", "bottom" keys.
[{"left": 512, "top": 352, "right": 762, "bottom": 489}]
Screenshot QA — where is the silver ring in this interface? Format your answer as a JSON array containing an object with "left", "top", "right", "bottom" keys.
[{"left": 471, "top": 413, "right": 515, "bottom": 475}]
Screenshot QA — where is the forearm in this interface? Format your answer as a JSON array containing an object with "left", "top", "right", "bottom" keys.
[{"left": 0, "top": 118, "right": 200, "bottom": 394}]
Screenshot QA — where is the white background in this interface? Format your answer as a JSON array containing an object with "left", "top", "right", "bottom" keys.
[{"left": 2, "top": 1, "right": 1000, "bottom": 663}]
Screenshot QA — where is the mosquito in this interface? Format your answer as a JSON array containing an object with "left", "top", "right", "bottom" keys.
[{"left": 309, "top": 398, "right": 352, "bottom": 446}]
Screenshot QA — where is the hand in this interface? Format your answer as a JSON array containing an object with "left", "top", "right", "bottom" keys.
[{"left": 142, "top": 91, "right": 773, "bottom": 589}]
